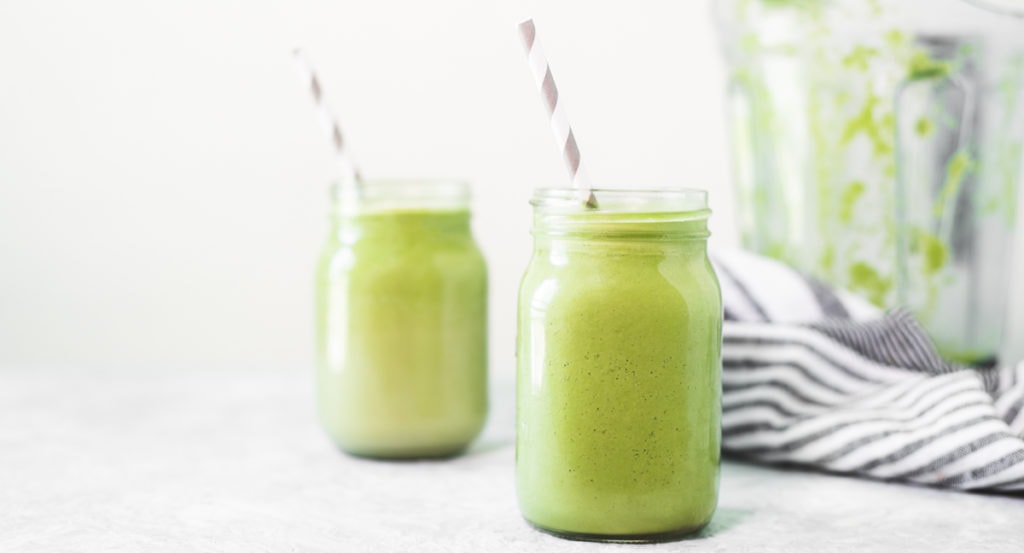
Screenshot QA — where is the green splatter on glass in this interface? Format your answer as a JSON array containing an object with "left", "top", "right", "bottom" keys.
[
  {"left": 848, "top": 262, "right": 893, "bottom": 307},
  {"left": 915, "top": 117, "right": 933, "bottom": 137},
  {"left": 933, "top": 150, "right": 974, "bottom": 218},
  {"left": 839, "top": 181, "right": 866, "bottom": 223},
  {"left": 843, "top": 46, "right": 879, "bottom": 72},
  {"left": 907, "top": 50, "right": 952, "bottom": 81},
  {"left": 912, "top": 229, "right": 949, "bottom": 275}
]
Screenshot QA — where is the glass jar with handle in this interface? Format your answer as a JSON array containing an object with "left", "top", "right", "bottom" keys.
[{"left": 715, "top": 0, "right": 1024, "bottom": 363}]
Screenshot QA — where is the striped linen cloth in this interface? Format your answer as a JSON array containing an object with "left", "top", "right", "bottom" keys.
[{"left": 713, "top": 249, "right": 1024, "bottom": 492}]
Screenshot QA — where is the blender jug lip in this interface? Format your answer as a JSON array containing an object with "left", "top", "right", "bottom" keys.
[
  {"left": 961, "top": 0, "right": 1024, "bottom": 17},
  {"left": 714, "top": 0, "right": 1024, "bottom": 48}
]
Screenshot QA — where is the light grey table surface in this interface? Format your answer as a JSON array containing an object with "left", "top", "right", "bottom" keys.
[{"left": 2, "top": 367, "right": 1022, "bottom": 552}]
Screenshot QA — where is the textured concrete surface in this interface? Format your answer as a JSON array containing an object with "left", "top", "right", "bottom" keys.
[{"left": 2, "top": 368, "right": 1022, "bottom": 552}]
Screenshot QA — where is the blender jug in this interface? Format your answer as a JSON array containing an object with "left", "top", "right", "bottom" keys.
[{"left": 715, "top": 0, "right": 1024, "bottom": 363}]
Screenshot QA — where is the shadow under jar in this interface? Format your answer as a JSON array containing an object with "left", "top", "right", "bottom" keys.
[
  {"left": 516, "top": 188, "right": 723, "bottom": 542},
  {"left": 315, "top": 180, "right": 488, "bottom": 459}
]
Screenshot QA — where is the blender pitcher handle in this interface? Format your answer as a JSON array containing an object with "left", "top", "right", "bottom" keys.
[
  {"left": 940, "top": 74, "right": 976, "bottom": 245},
  {"left": 894, "top": 46, "right": 981, "bottom": 351},
  {"left": 894, "top": 64, "right": 976, "bottom": 250}
]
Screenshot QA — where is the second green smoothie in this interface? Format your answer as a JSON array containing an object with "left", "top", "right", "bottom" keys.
[
  {"left": 516, "top": 189, "right": 722, "bottom": 542},
  {"left": 316, "top": 180, "right": 488, "bottom": 459}
]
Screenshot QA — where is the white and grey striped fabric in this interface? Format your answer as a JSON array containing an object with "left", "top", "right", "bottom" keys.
[{"left": 713, "top": 250, "right": 1024, "bottom": 492}]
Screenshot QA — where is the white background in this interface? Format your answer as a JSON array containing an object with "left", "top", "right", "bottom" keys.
[
  {"left": 0, "top": 0, "right": 735, "bottom": 373},
  {"left": 3, "top": 1, "right": 1022, "bottom": 373}
]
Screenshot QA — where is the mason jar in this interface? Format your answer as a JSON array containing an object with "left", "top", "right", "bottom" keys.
[
  {"left": 315, "top": 180, "right": 488, "bottom": 459},
  {"left": 516, "top": 188, "right": 723, "bottom": 542}
]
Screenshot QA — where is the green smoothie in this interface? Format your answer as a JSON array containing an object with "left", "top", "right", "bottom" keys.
[
  {"left": 316, "top": 199, "right": 488, "bottom": 458},
  {"left": 516, "top": 194, "right": 722, "bottom": 541}
]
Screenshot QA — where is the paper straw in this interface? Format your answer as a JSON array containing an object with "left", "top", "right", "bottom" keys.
[
  {"left": 517, "top": 19, "right": 598, "bottom": 209},
  {"left": 291, "top": 48, "right": 361, "bottom": 194}
]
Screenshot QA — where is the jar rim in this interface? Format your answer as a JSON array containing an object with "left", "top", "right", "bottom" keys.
[
  {"left": 332, "top": 179, "right": 470, "bottom": 213},
  {"left": 531, "top": 188, "right": 709, "bottom": 214}
]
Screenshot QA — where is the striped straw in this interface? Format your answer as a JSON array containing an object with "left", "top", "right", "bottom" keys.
[
  {"left": 517, "top": 19, "right": 598, "bottom": 209},
  {"left": 291, "top": 48, "right": 361, "bottom": 194}
]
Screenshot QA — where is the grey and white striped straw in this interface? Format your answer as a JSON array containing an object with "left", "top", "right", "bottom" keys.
[
  {"left": 291, "top": 48, "right": 361, "bottom": 193},
  {"left": 518, "top": 19, "right": 598, "bottom": 209}
]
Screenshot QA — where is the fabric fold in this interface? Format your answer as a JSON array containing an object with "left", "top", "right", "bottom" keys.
[{"left": 713, "top": 250, "right": 1024, "bottom": 493}]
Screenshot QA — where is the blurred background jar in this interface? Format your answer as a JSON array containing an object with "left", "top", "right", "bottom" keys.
[
  {"left": 715, "top": 0, "right": 1024, "bottom": 364},
  {"left": 315, "top": 180, "right": 488, "bottom": 459}
]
